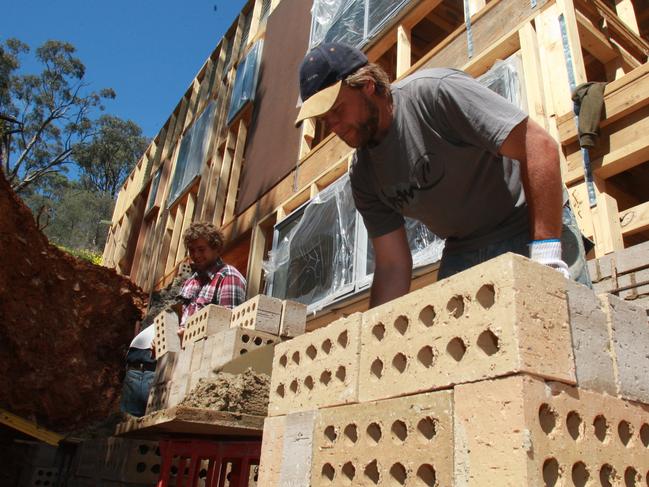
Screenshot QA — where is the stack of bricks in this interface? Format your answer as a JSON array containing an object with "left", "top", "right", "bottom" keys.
[
  {"left": 258, "top": 253, "right": 649, "bottom": 486},
  {"left": 146, "top": 295, "right": 307, "bottom": 414}
]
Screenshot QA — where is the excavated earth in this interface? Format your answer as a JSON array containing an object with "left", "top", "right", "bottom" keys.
[
  {"left": 180, "top": 368, "right": 271, "bottom": 417},
  {"left": 0, "top": 169, "right": 147, "bottom": 432}
]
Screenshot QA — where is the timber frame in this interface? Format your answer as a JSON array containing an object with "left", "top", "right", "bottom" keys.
[{"left": 103, "top": 0, "right": 649, "bottom": 328}]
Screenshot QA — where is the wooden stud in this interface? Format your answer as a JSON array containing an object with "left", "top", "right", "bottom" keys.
[
  {"left": 518, "top": 21, "right": 549, "bottom": 128},
  {"left": 396, "top": 24, "right": 412, "bottom": 78},
  {"left": 613, "top": 0, "right": 640, "bottom": 35},
  {"left": 619, "top": 201, "right": 649, "bottom": 237},
  {"left": 592, "top": 176, "right": 624, "bottom": 256},
  {"left": 246, "top": 221, "right": 269, "bottom": 298},
  {"left": 165, "top": 204, "right": 186, "bottom": 275},
  {"left": 223, "top": 120, "right": 248, "bottom": 225},
  {"left": 213, "top": 129, "right": 236, "bottom": 226},
  {"left": 176, "top": 190, "right": 196, "bottom": 265}
]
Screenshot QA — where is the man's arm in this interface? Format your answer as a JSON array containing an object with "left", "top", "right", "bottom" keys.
[
  {"left": 369, "top": 225, "right": 413, "bottom": 308},
  {"left": 499, "top": 117, "right": 563, "bottom": 240}
]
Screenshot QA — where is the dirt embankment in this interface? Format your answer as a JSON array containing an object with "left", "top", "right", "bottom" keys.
[{"left": 0, "top": 169, "right": 147, "bottom": 432}]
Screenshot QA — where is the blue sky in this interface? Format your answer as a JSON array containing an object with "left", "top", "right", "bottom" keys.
[{"left": 4, "top": 0, "right": 248, "bottom": 139}]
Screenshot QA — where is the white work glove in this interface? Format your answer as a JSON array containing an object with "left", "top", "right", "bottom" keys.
[{"left": 529, "top": 239, "right": 570, "bottom": 279}]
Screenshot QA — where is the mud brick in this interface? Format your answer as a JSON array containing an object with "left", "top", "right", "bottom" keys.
[
  {"left": 454, "top": 374, "right": 649, "bottom": 486},
  {"left": 145, "top": 382, "right": 171, "bottom": 414},
  {"left": 153, "top": 309, "right": 181, "bottom": 357},
  {"left": 279, "top": 299, "right": 307, "bottom": 338},
  {"left": 189, "top": 338, "right": 206, "bottom": 375},
  {"left": 600, "top": 293, "right": 649, "bottom": 403},
  {"left": 279, "top": 411, "right": 317, "bottom": 486},
  {"left": 200, "top": 335, "right": 218, "bottom": 372},
  {"left": 183, "top": 304, "right": 232, "bottom": 343},
  {"left": 210, "top": 327, "right": 280, "bottom": 370},
  {"left": 268, "top": 313, "right": 362, "bottom": 416},
  {"left": 311, "top": 389, "right": 453, "bottom": 487},
  {"left": 170, "top": 341, "right": 192, "bottom": 383},
  {"left": 153, "top": 351, "right": 178, "bottom": 385},
  {"left": 565, "top": 281, "right": 617, "bottom": 395},
  {"left": 358, "top": 253, "right": 575, "bottom": 402},
  {"left": 258, "top": 416, "right": 285, "bottom": 486},
  {"left": 231, "top": 295, "right": 283, "bottom": 334}
]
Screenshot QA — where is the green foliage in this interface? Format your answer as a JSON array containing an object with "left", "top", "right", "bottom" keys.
[
  {"left": 74, "top": 114, "right": 149, "bottom": 198},
  {"left": 56, "top": 244, "right": 103, "bottom": 265},
  {"left": 0, "top": 38, "right": 115, "bottom": 193}
]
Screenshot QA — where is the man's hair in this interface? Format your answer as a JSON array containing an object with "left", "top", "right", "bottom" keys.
[
  {"left": 183, "top": 222, "right": 225, "bottom": 252},
  {"left": 344, "top": 63, "right": 391, "bottom": 97}
]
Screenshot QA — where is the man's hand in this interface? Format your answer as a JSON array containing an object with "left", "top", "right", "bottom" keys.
[
  {"left": 177, "top": 327, "right": 185, "bottom": 347},
  {"left": 529, "top": 239, "right": 570, "bottom": 279},
  {"left": 369, "top": 226, "right": 412, "bottom": 308}
]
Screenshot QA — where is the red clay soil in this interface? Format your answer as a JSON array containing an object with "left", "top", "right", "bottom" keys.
[{"left": 0, "top": 169, "right": 147, "bottom": 433}]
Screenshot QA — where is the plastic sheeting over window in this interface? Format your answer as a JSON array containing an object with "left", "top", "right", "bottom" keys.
[
  {"left": 167, "top": 101, "right": 216, "bottom": 206},
  {"left": 146, "top": 168, "right": 162, "bottom": 212},
  {"left": 265, "top": 176, "right": 356, "bottom": 308},
  {"left": 227, "top": 41, "right": 263, "bottom": 124},
  {"left": 310, "top": 0, "right": 412, "bottom": 48}
]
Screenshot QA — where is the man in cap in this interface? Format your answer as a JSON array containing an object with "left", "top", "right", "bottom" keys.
[{"left": 295, "top": 42, "right": 590, "bottom": 308}]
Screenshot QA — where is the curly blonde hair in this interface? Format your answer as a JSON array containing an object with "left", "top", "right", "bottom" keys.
[{"left": 183, "top": 222, "right": 225, "bottom": 252}]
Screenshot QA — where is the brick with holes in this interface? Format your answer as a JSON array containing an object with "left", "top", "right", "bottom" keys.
[
  {"left": 454, "top": 373, "right": 649, "bottom": 486},
  {"left": 279, "top": 411, "right": 317, "bottom": 486},
  {"left": 210, "top": 327, "right": 280, "bottom": 370},
  {"left": 153, "top": 351, "right": 178, "bottom": 385},
  {"left": 279, "top": 299, "right": 307, "bottom": 338},
  {"left": 183, "top": 304, "right": 232, "bottom": 344},
  {"left": 358, "top": 253, "right": 575, "bottom": 402},
  {"left": 230, "top": 294, "right": 283, "bottom": 335},
  {"left": 268, "top": 313, "right": 362, "bottom": 416},
  {"left": 145, "top": 382, "right": 171, "bottom": 414},
  {"left": 599, "top": 293, "right": 649, "bottom": 404},
  {"left": 311, "top": 389, "right": 453, "bottom": 487},
  {"left": 103, "top": 437, "right": 160, "bottom": 484},
  {"left": 153, "top": 309, "right": 181, "bottom": 357}
]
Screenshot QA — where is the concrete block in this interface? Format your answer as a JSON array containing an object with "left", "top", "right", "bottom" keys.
[
  {"left": 279, "top": 299, "right": 307, "bottom": 338},
  {"left": 454, "top": 374, "right": 649, "bottom": 486},
  {"left": 183, "top": 304, "right": 232, "bottom": 343},
  {"left": 153, "top": 310, "right": 181, "bottom": 357},
  {"left": 190, "top": 338, "right": 205, "bottom": 373},
  {"left": 565, "top": 281, "right": 617, "bottom": 395},
  {"left": 257, "top": 416, "right": 285, "bottom": 487},
  {"left": 145, "top": 382, "right": 171, "bottom": 414},
  {"left": 312, "top": 389, "right": 453, "bottom": 487},
  {"left": 102, "top": 437, "right": 160, "bottom": 484},
  {"left": 210, "top": 327, "right": 280, "bottom": 370},
  {"left": 600, "top": 293, "right": 649, "bottom": 403},
  {"left": 279, "top": 411, "right": 317, "bottom": 487},
  {"left": 153, "top": 351, "right": 178, "bottom": 385},
  {"left": 231, "top": 294, "right": 283, "bottom": 335},
  {"left": 167, "top": 374, "right": 189, "bottom": 408},
  {"left": 171, "top": 341, "right": 192, "bottom": 383},
  {"left": 268, "top": 313, "right": 362, "bottom": 417},
  {"left": 358, "top": 253, "right": 575, "bottom": 402},
  {"left": 26, "top": 467, "right": 59, "bottom": 486}
]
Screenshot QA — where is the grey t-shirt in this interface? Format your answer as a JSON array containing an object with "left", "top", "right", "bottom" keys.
[{"left": 350, "top": 68, "right": 529, "bottom": 253}]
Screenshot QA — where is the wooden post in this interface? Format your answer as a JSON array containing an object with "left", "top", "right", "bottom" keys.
[
  {"left": 592, "top": 176, "right": 624, "bottom": 256},
  {"left": 213, "top": 129, "right": 236, "bottom": 227},
  {"left": 165, "top": 204, "right": 185, "bottom": 275},
  {"left": 223, "top": 120, "right": 248, "bottom": 224},
  {"left": 246, "top": 221, "right": 269, "bottom": 298},
  {"left": 396, "top": 25, "right": 412, "bottom": 78},
  {"left": 518, "top": 21, "right": 549, "bottom": 128},
  {"left": 614, "top": 0, "right": 640, "bottom": 35},
  {"left": 176, "top": 191, "right": 196, "bottom": 265}
]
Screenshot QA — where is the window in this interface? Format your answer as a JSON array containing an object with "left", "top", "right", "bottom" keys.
[
  {"left": 146, "top": 168, "right": 162, "bottom": 212},
  {"left": 227, "top": 41, "right": 263, "bottom": 124},
  {"left": 167, "top": 101, "right": 216, "bottom": 206},
  {"left": 310, "top": 0, "right": 413, "bottom": 49},
  {"left": 264, "top": 176, "right": 443, "bottom": 312}
]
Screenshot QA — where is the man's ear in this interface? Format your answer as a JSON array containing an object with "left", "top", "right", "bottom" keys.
[{"left": 362, "top": 79, "right": 376, "bottom": 96}]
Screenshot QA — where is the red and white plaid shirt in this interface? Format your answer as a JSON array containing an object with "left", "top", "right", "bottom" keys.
[{"left": 178, "top": 259, "right": 246, "bottom": 327}]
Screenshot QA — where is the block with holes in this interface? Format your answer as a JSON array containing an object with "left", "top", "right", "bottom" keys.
[
  {"left": 358, "top": 253, "right": 575, "bottom": 402},
  {"left": 102, "top": 437, "right": 160, "bottom": 484},
  {"left": 268, "top": 313, "right": 362, "bottom": 416},
  {"left": 145, "top": 381, "right": 171, "bottom": 414},
  {"left": 182, "top": 304, "right": 232, "bottom": 344},
  {"left": 210, "top": 327, "right": 280, "bottom": 370},
  {"left": 153, "top": 351, "right": 178, "bottom": 385},
  {"left": 177, "top": 262, "right": 193, "bottom": 281},
  {"left": 312, "top": 389, "right": 453, "bottom": 487},
  {"left": 454, "top": 374, "right": 649, "bottom": 486},
  {"left": 153, "top": 309, "right": 181, "bottom": 357},
  {"left": 279, "top": 299, "right": 307, "bottom": 338},
  {"left": 230, "top": 294, "right": 283, "bottom": 335}
]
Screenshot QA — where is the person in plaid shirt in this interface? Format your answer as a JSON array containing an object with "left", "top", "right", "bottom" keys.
[{"left": 175, "top": 222, "right": 246, "bottom": 340}]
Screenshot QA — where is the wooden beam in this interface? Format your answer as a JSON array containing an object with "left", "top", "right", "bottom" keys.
[
  {"left": 213, "top": 130, "right": 236, "bottom": 226},
  {"left": 519, "top": 22, "right": 549, "bottom": 127},
  {"left": 165, "top": 205, "right": 185, "bottom": 275},
  {"left": 245, "top": 221, "right": 270, "bottom": 298},
  {"left": 614, "top": 0, "right": 640, "bottom": 35},
  {"left": 592, "top": 177, "right": 624, "bottom": 256},
  {"left": 567, "top": 181, "right": 595, "bottom": 239},
  {"left": 176, "top": 191, "right": 196, "bottom": 264},
  {"left": 0, "top": 408, "right": 63, "bottom": 446},
  {"left": 396, "top": 24, "right": 412, "bottom": 78},
  {"left": 223, "top": 120, "right": 248, "bottom": 224},
  {"left": 620, "top": 201, "right": 649, "bottom": 237}
]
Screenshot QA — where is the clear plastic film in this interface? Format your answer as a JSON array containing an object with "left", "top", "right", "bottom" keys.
[
  {"left": 263, "top": 175, "right": 356, "bottom": 308},
  {"left": 477, "top": 53, "right": 526, "bottom": 110}
]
